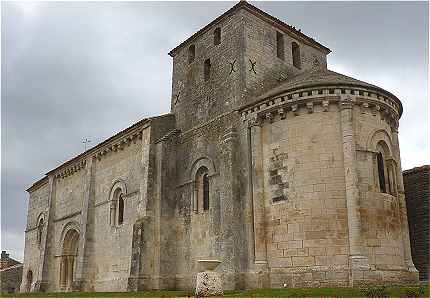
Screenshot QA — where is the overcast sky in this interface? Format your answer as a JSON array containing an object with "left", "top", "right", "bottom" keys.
[{"left": 2, "top": 1, "right": 428, "bottom": 261}]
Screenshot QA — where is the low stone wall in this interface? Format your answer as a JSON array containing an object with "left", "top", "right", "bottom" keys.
[
  {"left": 0, "top": 264, "right": 23, "bottom": 294},
  {"left": 404, "top": 165, "right": 430, "bottom": 281}
]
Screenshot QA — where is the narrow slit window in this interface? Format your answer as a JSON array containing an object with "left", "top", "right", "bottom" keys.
[
  {"left": 276, "top": 32, "right": 285, "bottom": 60},
  {"left": 203, "top": 174, "right": 209, "bottom": 211},
  {"left": 214, "top": 27, "right": 221, "bottom": 45},
  {"left": 118, "top": 195, "right": 124, "bottom": 225},
  {"left": 292, "top": 42, "right": 301, "bottom": 68},
  {"left": 188, "top": 44, "right": 195, "bottom": 64},
  {"left": 37, "top": 218, "right": 44, "bottom": 247},
  {"left": 377, "top": 152, "right": 387, "bottom": 193},
  {"left": 204, "top": 58, "right": 211, "bottom": 81}
]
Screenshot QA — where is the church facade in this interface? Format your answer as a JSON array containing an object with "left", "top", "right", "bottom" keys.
[{"left": 21, "top": 1, "right": 418, "bottom": 293}]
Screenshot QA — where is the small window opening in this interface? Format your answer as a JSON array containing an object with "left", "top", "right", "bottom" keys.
[
  {"left": 118, "top": 195, "right": 124, "bottom": 225},
  {"left": 214, "top": 27, "right": 221, "bottom": 45},
  {"left": 276, "top": 32, "right": 285, "bottom": 60},
  {"left": 377, "top": 152, "right": 387, "bottom": 193},
  {"left": 204, "top": 58, "right": 211, "bottom": 82},
  {"left": 292, "top": 42, "right": 301, "bottom": 68},
  {"left": 37, "top": 218, "right": 44, "bottom": 247},
  {"left": 188, "top": 44, "right": 195, "bottom": 64},
  {"left": 203, "top": 174, "right": 209, "bottom": 211}
]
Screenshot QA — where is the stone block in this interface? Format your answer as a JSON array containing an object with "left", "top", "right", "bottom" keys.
[
  {"left": 292, "top": 256, "right": 315, "bottom": 267},
  {"left": 195, "top": 271, "right": 223, "bottom": 297}
]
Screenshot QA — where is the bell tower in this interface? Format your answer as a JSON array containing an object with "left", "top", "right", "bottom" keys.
[{"left": 168, "top": 1, "right": 330, "bottom": 131}]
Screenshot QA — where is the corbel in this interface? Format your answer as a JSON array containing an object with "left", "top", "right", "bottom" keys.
[
  {"left": 372, "top": 104, "right": 380, "bottom": 116},
  {"left": 360, "top": 102, "right": 369, "bottom": 114},
  {"left": 278, "top": 107, "right": 286, "bottom": 120},
  {"left": 266, "top": 112, "right": 274, "bottom": 123},
  {"left": 322, "top": 100, "right": 329, "bottom": 112},
  {"left": 306, "top": 101, "right": 314, "bottom": 113}
]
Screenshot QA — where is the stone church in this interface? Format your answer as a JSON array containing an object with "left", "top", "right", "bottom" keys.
[{"left": 21, "top": 1, "right": 418, "bottom": 293}]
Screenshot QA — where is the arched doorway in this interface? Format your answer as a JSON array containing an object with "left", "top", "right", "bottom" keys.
[
  {"left": 60, "top": 229, "right": 79, "bottom": 291},
  {"left": 26, "top": 270, "right": 33, "bottom": 292}
]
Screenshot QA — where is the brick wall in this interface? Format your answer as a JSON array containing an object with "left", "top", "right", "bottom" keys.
[{"left": 404, "top": 165, "right": 430, "bottom": 280}]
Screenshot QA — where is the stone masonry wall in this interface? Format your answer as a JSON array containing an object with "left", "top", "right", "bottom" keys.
[
  {"left": 21, "top": 180, "right": 49, "bottom": 292},
  {"left": 171, "top": 12, "right": 243, "bottom": 132},
  {"left": 173, "top": 112, "right": 246, "bottom": 290},
  {"left": 355, "top": 106, "right": 406, "bottom": 273},
  {"left": 258, "top": 106, "right": 349, "bottom": 288},
  {"left": 242, "top": 9, "right": 327, "bottom": 102},
  {"left": 404, "top": 166, "right": 430, "bottom": 280}
]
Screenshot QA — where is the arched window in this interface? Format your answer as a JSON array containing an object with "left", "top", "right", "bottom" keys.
[
  {"left": 60, "top": 228, "right": 79, "bottom": 290},
  {"left": 37, "top": 218, "right": 44, "bottom": 247},
  {"left": 195, "top": 166, "right": 209, "bottom": 212},
  {"left": 188, "top": 44, "right": 195, "bottom": 64},
  {"left": 377, "top": 152, "right": 387, "bottom": 193},
  {"left": 292, "top": 42, "right": 301, "bottom": 69},
  {"left": 203, "top": 173, "right": 209, "bottom": 211},
  {"left": 214, "top": 27, "right": 221, "bottom": 45},
  {"left": 204, "top": 58, "right": 211, "bottom": 81},
  {"left": 118, "top": 194, "right": 124, "bottom": 225},
  {"left": 109, "top": 181, "right": 127, "bottom": 226},
  {"left": 26, "top": 270, "right": 33, "bottom": 292},
  {"left": 276, "top": 31, "right": 284, "bottom": 60}
]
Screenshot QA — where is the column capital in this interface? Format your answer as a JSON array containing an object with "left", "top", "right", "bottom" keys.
[
  {"left": 339, "top": 95, "right": 354, "bottom": 110},
  {"left": 248, "top": 114, "right": 262, "bottom": 127}
]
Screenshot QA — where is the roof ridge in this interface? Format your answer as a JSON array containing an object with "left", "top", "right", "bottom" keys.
[{"left": 168, "top": 1, "right": 330, "bottom": 57}]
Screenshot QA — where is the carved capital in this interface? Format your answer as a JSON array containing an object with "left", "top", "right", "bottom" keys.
[
  {"left": 248, "top": 114, "right": 262, "bottom": 127},
  {"left": 339, "top": 95, "right": 353, "bottom": 110}
]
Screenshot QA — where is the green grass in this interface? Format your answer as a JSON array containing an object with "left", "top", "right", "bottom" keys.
[{"left": 2, "top": 284, "right": 429, "bottom": 298}]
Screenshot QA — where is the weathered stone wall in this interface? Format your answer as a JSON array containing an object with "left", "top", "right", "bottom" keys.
[
  {"left": 22, "top": 2, "right": 419, "bottom": 293},
  {"left": 404, "top": 165, "right": 430, "bottom": 280},
  {"left": 1, "top": 265, "right": 23, "bottom": 294},
  {"left": 172, "top": 112, "right": 246, "bottom": 290},
  {"left": 355, "top": 106, "right": 407, "bottom": 275},
  {"left": 23, "top": 116, "right": 176, "bottom": 293},
  {"left": 253, "top": 106, "right": 349, "bottom": 288},
  {"left": 89, "top": 133, "right": 143, "bottom": 291},
  {"left": 171, "top": 13, "right": 244, "bottom": 132},
  {"left": 21, "top": 179, "right": 49, "bottom": 292},
  {"left": 242, "top": 10, "right": 327, "bottom": 101}
]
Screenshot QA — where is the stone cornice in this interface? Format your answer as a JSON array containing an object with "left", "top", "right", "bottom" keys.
[
  {"left": 239, "top": 86, "right": 400, "bottom": 129},
  {"left": 26, "top": 176, "right": 49, "bottom": 193},
  {"left": 42, "top": 114, "right": 172, "bottom": 181},
  {"left": 55, "top": 159, "right": 86, "bottom": 179},
  {"left": 93, "top": 129, "right": 143, "bottom": 161}
]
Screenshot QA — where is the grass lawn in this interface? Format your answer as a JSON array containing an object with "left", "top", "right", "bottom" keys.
[{"left": 2, "top": 284, "right": 429, "bottom": 298}]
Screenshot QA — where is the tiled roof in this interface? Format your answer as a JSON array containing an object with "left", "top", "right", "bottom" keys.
[
  {"left": 241, "top": 69, "right": 402, "bottom": 114},
  {"left": 168, "top": 1, "right": 330, "bottom": 57},
  {"left": 27, "top": 113, "right": 174, "bottom": 192},
  {"left": 403, "top": 165, "right": 430, "bottom": 175}
]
